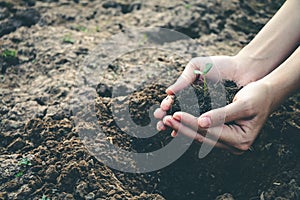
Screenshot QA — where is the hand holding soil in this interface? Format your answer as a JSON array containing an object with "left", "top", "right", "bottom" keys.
[
  {"left": 1, "top": 0, "right": 300, "bottom": 199},
  {"left": 155, "top": 0, "right": 300, "bottom": 154},
  {"left": 155, "top": 51, "right": 300, "bottom": 154}
]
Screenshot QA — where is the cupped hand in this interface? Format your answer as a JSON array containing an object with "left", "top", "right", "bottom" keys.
[
  {"left": 164, "top": 81, "right": 272, "bottom": 154},
  {"left": 154, "top": 56, "right": 274, "bottom": 154},
  {"left": 163, "top": 55, "right": 265, "bottom": 96},
  {"left": 155, "top": 55, "right": 248, "bottom": 134}
]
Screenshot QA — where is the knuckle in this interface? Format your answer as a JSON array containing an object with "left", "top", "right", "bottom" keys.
[{"left": 239, "top": 99, "right": 255, "bottom": 116}]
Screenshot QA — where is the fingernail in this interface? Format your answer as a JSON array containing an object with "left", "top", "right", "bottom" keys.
[
  {"left": 157, "top": 121, "right": 166, "bottom": 131},
  {"left": 173, "top": 112, "right": 181, "bottom": 121},
  {"left": 171, "top": 131, "right": 177, "bottom": 137},
  {"left": 163, "top": 117, "right": 172, "bottom": 127},
  {"left": 161, "top": 95, "right": 175, "bottom": 111},
  {"left": 166, "top": 88, "right": 175, "bottom": 95},
  {"left": 199, "top": 117, "right": 211, "bottom": 128}
]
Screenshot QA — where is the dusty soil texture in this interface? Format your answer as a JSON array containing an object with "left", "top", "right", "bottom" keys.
[{"left": 1, "top": 0, "right": 300, "bottom": 200}]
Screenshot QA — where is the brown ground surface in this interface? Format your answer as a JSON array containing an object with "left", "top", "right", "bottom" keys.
[{"left": 1, "top": 0, "right": 300, "bottom": 200}]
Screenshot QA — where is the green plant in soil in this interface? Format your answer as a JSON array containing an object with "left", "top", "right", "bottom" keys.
[
  {"left": 39, "top": 194, "right": 50, "bottom": 200},
  {"left": 15, "top": 158, "right": 32, "bottom": 178},
  {"left": 1, "top": 49, "right": 17, "bottom": 58},
  {"left": 18, "top": 158, "right": 32, "bottom": 166},
  {"left": 15, "top": 171, "right": 24, "bottom": 177},
  {"left": 143, "top": 33, "right": 148, "bottom": 42},
  {"left": 96, "top": 26, "right": 101, "bottom": 32},
  {"left": 185, "top": 3, "right": 191, "bottom": 9},
  {"left": 1, "top": 49, "right": 19, "bottom": 74},
  {"left": 139, "top": 33, "right": 148, "bottom": 45},
  {"left": 62, "top": 35, "right": 75, "bottom": 44},
  {"left": 193, "top": 62, "right": 213, "bottom": 95},
  {"left": 73, "top": 25, "right": 88, "bottom": 32}
]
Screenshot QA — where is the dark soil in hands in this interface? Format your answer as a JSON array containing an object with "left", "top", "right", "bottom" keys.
[{"left": 1, "top": 0, "right": 299, "bottom": 200}]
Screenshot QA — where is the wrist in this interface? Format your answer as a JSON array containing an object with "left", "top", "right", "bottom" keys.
[
  {"left": 259, "top": 67, "right": 295, "bottom": 113},
  {"left": 258, "top": 78, "right": 279, "bottom": 112},
  {"left": 233, "top": 50, "right": 277, "bottom": 84}
]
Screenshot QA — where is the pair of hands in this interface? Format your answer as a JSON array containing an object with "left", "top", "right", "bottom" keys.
[
  {"left": 154, "top": 56, "right": 273, "bottom": 154},
  {"left": 153, "top": 0, "right": 300, "bottom": 154}
]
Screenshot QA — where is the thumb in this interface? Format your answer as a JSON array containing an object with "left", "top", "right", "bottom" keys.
[
  {"left": 166, "top": 74, "right": 195, "bottom": 95},
  {"left": 198, "top": 99, "right": 246, "bottom": 128},
  {"left": 166, "top": 59, "right": 199, "bottom": 95}
]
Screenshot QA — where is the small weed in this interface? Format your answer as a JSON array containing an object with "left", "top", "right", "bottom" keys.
[
  {"left": 96, "top": 26, "right": 101, "bottom": 32},
  {"left": 15, "top": 158, "right": 32, "bottom": 178},
  {"left": 1, "top": 49, "right": 19, "bottom": 73},
  {"left": 139, "top": 33, "right": 148, "bottom": 45},
  {"left": 1, "top": 49, "right": 17, "bottom": 58},
  {"left": 39, "top": 194, "right": 50, "bottom": 200},
  {"left": 15, "top": 171, "right": 24, "bottom": 177},
  {"left": 194, "top": 63, "right": 213, "bottom": 94},
  {"left": 185, "top": 4, "right": 191, "bottom": 10},
  {"left": 62, "top": 35, "right": 75, "bottom": 44},
  {"left": 143, "top": 33, "right": 148, "bottom": 41},
  {"left": 19, "top": 158, "right": 32, "bottom": 166},
  {"left": 73, "top": 25, "right": 88, "bottom": 32}
]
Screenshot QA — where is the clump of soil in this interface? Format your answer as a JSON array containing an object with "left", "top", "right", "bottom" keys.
[
  {"left": 95, "top": 79, "right": 239, "bottom": 154},
  {"left": 97, "top": 77, "right": 299, "bottom": 199}
]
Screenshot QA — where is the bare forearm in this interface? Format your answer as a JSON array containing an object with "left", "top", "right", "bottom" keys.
[
  {"left": 262, "top": 47, "right": 300, "bottom": 111},
  {"left": 235, "top": 0, "right": 300, "bottom": 80}
]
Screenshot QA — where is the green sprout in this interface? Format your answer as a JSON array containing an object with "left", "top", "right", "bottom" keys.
[
  {"left": 143, "top": 33, "right": 148, "bottom": 42},
  {"left": 2, "top": 49, "right": 17, "bottom": 58},
  {"left": 39, "top": 194, "right": 50, "bottom": 200},
  {"left": 193, "top": 63, "right": 213, "bottom": 95},
  {"left": 62, "top": 35, "right": 75, "bottom": 44},
  {"left": 138, "top": 33, "right": 148, "bottom": 45},
  {"left": 96, "top": 26, "right": 101, "bottom": 32},
  {"left": 15, "top": 171, "right": 24, "bottom": 177},
  {"left": 73, "top": 25, "right": 88, "bottom": 32},
  {"left": 19, "top": 158, "right": 32, "bottom": 166},
  {"left": 185, "top": 4, "right": 191, "bottom": 10}
]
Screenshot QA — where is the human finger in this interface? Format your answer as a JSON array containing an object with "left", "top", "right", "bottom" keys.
[
  {"left": 160, "top": 95, "right": 174, "bottom": 111},
  {"left": 162, "top": 116, "right": 231, "bottom": 150},
  {"left": 156, "top": 120, "right": 166, "bottom": 131},
  {"left": 171, "top": 130, "right": 177, "bottom": 137},
  {"left": 166, "top": 59, "right": 199, "bottom": 95},
  {"left": 198, "top": 98, "right": 251, "bottom": 128},
  {"left": 173, "top": 111, "right": 204, "bottom": 131},
  {"left": 154, "top": 108, "right": 166, "bottom": 119}
]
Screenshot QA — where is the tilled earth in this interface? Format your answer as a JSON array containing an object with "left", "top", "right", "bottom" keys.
[{"left": 1, "top": 0, "right": 300, "bottom": 200}]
